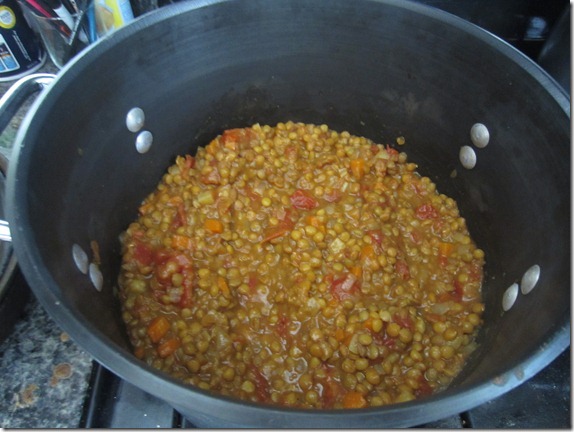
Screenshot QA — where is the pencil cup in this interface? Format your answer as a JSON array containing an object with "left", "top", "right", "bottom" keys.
[{"left": 20, "top": 2, "right": 89, "bottom": 68}]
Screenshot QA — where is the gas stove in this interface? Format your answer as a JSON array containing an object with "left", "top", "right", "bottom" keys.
[{"left": 80, "top": 349, "right": 570, "bottom": 428}]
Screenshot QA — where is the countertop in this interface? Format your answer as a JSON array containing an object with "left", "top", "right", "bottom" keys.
[{"left": 0, "top": 59, "right": 94, "bottom": 429}]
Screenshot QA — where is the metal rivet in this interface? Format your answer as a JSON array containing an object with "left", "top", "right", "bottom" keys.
[
  {"left": 89, "top": 263, "right": 103, "bottom": 292},
  {"left": 459, "top": 145, "right": 477, "bottom": 169},
  {"left": 521, "top": 264, "right": 540, "bottom": 295},
  {"left": 502, "top": 283, "right": 519, "bottom": 311},
  {"left": 136, "top": 131, "right": 153, "bottom": 154},
  {"left": 72, "top": 243, "right": 88, "bottom": 274},
  {"left": 470, "top": 123, "right": 490, "bottom": 148},
  {"left": 126, "top": 107, "right": 145, "bottom": 133}
]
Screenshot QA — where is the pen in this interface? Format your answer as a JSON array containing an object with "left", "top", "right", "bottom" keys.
[
  {"left": 86, "top": 3, "right": 97, "bottom": 42},
  {"left": 43, "top": 0, "right": 74, "bottom": 30},
  {"left": 20, "top": 0, "right": 72, "bottom": 37},
  {"left": 44, "top": 0, "right": 88, "bottom": 42}
]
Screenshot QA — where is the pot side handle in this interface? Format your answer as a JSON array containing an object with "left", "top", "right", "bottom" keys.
[
  {"left": 0, "top": 73, "right": 55, "bottom": 243},
  {"left": 0, "top": 73, "right": 56, "bottom": 137}
]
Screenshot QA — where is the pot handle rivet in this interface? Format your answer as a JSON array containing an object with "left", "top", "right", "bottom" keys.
[{"left": 136, "top": 130, "right": 153, "bottom": 154}]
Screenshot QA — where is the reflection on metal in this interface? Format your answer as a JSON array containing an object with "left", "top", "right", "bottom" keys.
[
  {"left": 135, "top": 130, "right": 153, "bottom": 154},
  {"left": 72, "top": 243, "right": 88, "bottom": 274},
  {"left": 502, "top": 283, "right": 519, "bottom": 311},
  {"left": 459, "top": 145, "right": 477, "bottom": 169},
  {"left": 521, "top": 264, "right": 541, "bottom": 295},
  {"left": 126, "top": 107, "right": 145, "bottom": 133},
  {"left": 470, "top": 123, "right": 490, "bottom": 148}
]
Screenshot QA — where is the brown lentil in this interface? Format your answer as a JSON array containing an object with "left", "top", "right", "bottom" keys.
[{"left": 118, "top": 122, "right": 485, "bottom": 409}]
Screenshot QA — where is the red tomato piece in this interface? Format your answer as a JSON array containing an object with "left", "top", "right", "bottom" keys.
[
  {"left": 250, "top": 366, "right": 270, "bottom": 402},
  {"left": 290, "top": 189, "right": 319, "bottom": 209},
  {"left": 330, "top": 273, "right": 359, "bottom": 301},
  {"left": 416, "top": 204, "right": 439, "bottom": 219},
  {"left": 395, "top": 260, "right": 411, "bottom": 280},
  {"left": 133, "top": 241, "right": 154, "bottom": 266}
]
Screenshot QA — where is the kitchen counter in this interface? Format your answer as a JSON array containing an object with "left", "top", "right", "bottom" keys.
[
  {"left": 0, "top": 297, "right": 93, "bottom": 428},
  {"left": 0, "top": 59, "right": 94, "bottom": 429}
]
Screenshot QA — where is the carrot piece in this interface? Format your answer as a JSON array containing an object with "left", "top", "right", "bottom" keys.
[
  {"left": 261, "top": 227, "right": 290, "bottom": 244},
  {"left": 157, "top": 338, "right": 180, "bottom": 358},
  {"left": 147, "top": 316, "right": 170, "bottom": 343},
  {"left": 360, "top": 244, "right": 376, "bottom": 261},
  {"left": 350, "top": 158, "right": 366, "bottom": 179},
  {"left": 306, "top": 215, "right": 325, "bottom": 232},
  {"left": 205, "top": 218, "right": 224, "bottom": 233},
  {"left": 351, "top": 265, "right": 362, "bottom": 279},
  {"left": 217, "top": 276, "right": 230, "bottom": 297},
  {"left": 334, "top": 328, "right": 346, "bottom": 342},
  {"left": 343, "top": 391, "right": 368, "bottom": 409},
  {"left": 171, "top": 234, "right": 193, "bottom": 250},
  {"left": 438, "top": 242, "right": 454, "bottom": 256}
]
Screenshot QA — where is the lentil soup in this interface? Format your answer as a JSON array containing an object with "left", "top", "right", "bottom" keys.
[{"left": 118, "top": 122, "right": 485, "bottom": 409}]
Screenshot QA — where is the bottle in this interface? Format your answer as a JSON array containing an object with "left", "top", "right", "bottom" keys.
[
  {"left": 0, "top": 0, "right": 46, "bottom": 81},
  {"left": 94, "top": 0, "right": 134, "bottom": 38}
]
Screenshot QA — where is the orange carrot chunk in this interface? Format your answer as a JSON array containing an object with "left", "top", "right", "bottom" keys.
[
  {"left": 343, "top": 391, "right": 368, "bottom": 409},
  {"left": 157, "top": 338, "right": 180, "bottom": 358},
  {"left": 205, "top": 218, "right": 224, "bottom": 233},
  {"left": 147, "top": 316, "right": 170, "bottom": 343}
]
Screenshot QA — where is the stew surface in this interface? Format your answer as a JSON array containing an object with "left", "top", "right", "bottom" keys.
[{"left": 118, "top": 122, "right": 484, "bottom": 409}]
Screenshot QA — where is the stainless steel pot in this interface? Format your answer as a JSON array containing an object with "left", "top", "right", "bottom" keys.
[{"left": 1, "top": 0, "right": 570, "bottom": 427}]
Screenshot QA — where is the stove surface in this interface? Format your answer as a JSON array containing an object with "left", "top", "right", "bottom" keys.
[{"left": 79, "top": 349, "right": 570, "bottom": 428}]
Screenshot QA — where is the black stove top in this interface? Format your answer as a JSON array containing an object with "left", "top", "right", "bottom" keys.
[{"left": 79, "top": 349, "right": 570, "bottom": 428}]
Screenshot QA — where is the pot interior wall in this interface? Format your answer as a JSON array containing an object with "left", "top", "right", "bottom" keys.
[{"left": 10, "top": 0, "right": 569, "bottom": 419}]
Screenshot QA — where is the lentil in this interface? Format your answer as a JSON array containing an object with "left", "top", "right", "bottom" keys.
[{"left": 118, "top": 122, "right": 485, "bottom": 409}]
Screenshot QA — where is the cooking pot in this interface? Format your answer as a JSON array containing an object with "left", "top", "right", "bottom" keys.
[{"left": 1, "top": 0, "right": 570, "bottom": 427}]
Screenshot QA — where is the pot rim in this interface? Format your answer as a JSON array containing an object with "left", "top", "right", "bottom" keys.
[{"left": 6, "top": 0, "right": 571, "bottom": 426}]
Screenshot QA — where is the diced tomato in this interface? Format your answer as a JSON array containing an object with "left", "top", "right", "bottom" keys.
[
  {"left": 179, "top": 283, "right": 193, "bottom": 308},
  {"left": 133, "top": 241, "right": 154, "bottom": 266},
  {"left": 323, "top": 189, "right": 343, "bottom": 203},
  {"left": 290, "top": 189, "right": 319, "bottom": 210},
  {"left": 248, "top": 273, "right": 258, "bottom": 290},
  {"left": 285, "top": 144, "right": 299, "bottom": 161},
  {"left": 250, "top": 366, "right": 270, "bottom": 402},
  {"left": 415, "top": 377, "right": 434, "bottom": 397},
  {"left": 393, "top": 313, "right": 413, "bottom": 329},
  {"left": 416, "top": 204, "right": 439, "bottom": 220},
  {"left": 386, "top": 145, "right": 399, "bottom": 156},
  {"left": 171, "top": 203, "right": 187, "bottom": 228},
  {"left": 424, "top": 312, "right": 446, "bottom": 323},
  {"left": 409, "top": 229, "right": 422, "bottom": 244},
  {"left": 176, "top": 154, "right": 195, "bottom": 172},
  {"left": 275, "top": 314, "right": 290, "bottom": 340},
  {"left": 452, "top": 279, "right": 464, "bottom": 302},
  {"left": 373, "top": 330, "right": 396, "bottom": 348},
  {"left": 200, "top": 168, "right": 221, "bottom": 185},
  {"left": 221, "top": 128, "right": 255, "bottom": 150},
  {"left": 367, "top": 230, "right": 384, "bottom": 248},
  {"left": 330, "top": 273, "right": 359, "bottom": 301},
  {"left": 321, "top": 374, "right": 343, "bottom": 408},
  {"left": 395, "top": 260, "right": 410, "bottom": 280}
]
